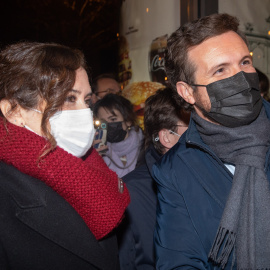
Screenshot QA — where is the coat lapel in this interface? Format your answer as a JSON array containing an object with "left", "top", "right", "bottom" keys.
[
  {"left": 177, "top": 148, "right": 232, "bottom": 209},
  {"left": 179, "top": 120, "right": 233, "bottom": 209},
  {"left": 0, "top": 162, "right": 112, "bottom": 270}
]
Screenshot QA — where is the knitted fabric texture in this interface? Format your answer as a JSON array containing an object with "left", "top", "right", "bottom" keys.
[{"left": 0, "top": 118, "right": 130, "bottom": 240}]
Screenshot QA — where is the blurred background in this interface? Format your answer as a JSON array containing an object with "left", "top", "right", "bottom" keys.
[
  {"left": 0, "top": 0, "right": 269, "bottom": 94},
  {"left": 0, "top": 0, "right": 122, "bottom": 77}
]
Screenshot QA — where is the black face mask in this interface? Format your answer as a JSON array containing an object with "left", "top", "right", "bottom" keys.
[
  {"left": 107, "top": 121, "right": 127, "bottom": 143},
  {"left": 193, "top": 71, "right": 263, "bottom": 128}
]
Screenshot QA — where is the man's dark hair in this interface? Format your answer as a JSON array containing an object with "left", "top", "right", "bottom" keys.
[
  {"left": 91, "top": 73, "right": 118, "bottom": 94},
  {"left": 165, "top": 13, "right": 248, "bottom": 110},
  {"left": 144, "top": 87, "right": 189, "bottom": 154}
]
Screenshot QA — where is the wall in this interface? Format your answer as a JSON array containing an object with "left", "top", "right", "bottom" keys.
[
  {"left": 219, "top": 0, "right": 270, "bottom": 75},
  {"left": 119, "top": 0, "right": 180, "bottom": 86}
]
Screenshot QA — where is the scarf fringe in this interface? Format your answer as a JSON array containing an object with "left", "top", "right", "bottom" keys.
[{"left": 208, "top": 227, "right": 236, "bottom": 269}]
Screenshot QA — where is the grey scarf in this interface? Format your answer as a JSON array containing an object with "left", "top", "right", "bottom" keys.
[{"left": 193, "top": 108, "right": 270, "bottom": 269}]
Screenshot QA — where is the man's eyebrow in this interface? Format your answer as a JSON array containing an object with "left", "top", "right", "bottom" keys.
[
  {"left": 207, "top": 55, "right": 253, "bottom": 76},
  {"left": 239, "top": 54, "right": 253, "bottom": 64},
  {"left": 208, "top": 62, "right": 229, "bottom": 75}
]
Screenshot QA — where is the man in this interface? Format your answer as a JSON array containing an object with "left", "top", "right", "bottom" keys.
[
  {"left": 153, "top": 13, "right": 270, "bottom": 270},
  {"left": 91, "top": 73, "right": 121, "bottom": 104},
  {"left": 117, "top": 87, "right": 189, "bottom": 269}
]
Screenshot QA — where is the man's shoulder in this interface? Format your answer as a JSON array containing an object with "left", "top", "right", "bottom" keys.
[
  {"left": 153, "top": 130, "right": 211, "bottom": 183},
  {"left": 263, "top": 99, "right": 270, "bottom": 117},
  {"left": 156, "top": 134, "right": 190, "bottom": 168}
]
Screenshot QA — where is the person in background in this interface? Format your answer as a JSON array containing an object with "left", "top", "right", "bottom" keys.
[
  {"left": 117, "top": 87, "right": 190, "bottom": 270},
  {"left": 93, "top": 93, "right": 144, "bottom": 178},
  {"left": 154, "top": 13, "right": 270, "bottom": 270},
  {"left": 256, "top": 68, "right": 269, "bottom": 100},
  {"left": 0, "top": 41, "right": 129, "bottom": 270},
  {"left": 91, "top": 73, "right": 121, "bottom": 104}
]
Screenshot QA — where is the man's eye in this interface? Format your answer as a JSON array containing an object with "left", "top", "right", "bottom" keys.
[
  {"left": 214, "top": 68, "right": 224, "bottom": 75},
  {"left": 242, "top": 59, "right": 251, "bottom": 65}
]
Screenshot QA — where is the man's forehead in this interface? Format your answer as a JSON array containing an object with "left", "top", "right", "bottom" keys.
[{"left": 187, "top": 31, "right": 249, "bottom": 77}]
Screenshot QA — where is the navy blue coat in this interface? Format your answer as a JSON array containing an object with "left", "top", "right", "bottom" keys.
[
  {"left": 118, "top": 145, "right": 161, "bottom": 269},
  {"left": 153, "top": 100, "right": 270, "bottom": 270}
]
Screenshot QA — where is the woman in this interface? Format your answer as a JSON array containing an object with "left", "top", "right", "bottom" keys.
[
  {"left": 0, "top": 42, "right": 129, "bottom": 270},
  {"left": 93, "top": 94, "right": 144, "bottom": 178}
]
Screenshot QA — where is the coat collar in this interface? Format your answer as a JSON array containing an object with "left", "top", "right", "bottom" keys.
[
  {"left": 145, "top": 144, "right": 162, "bottom": 177},
  {"left": 0, "top": 162, "right": 113, "bottom": 270}
]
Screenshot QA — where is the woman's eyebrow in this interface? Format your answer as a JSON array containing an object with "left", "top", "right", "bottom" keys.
[
  {"left": 85, "top": 92, "right": 93, "bottom": 98},
  {"left": 69, "top": 89, "right": 80, "bottom": 94}
]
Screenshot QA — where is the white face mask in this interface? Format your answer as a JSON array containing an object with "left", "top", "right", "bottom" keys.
[{"left": 49, "top": 108, "right": 95, "bottom": 158}]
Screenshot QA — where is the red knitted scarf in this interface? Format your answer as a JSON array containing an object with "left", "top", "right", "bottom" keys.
[{"left": 0, "top": 118, "right": 130, "bottom": 239}]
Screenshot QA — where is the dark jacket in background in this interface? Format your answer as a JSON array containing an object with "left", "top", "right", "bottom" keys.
[
  {"left": 0, "top": 162, "right": 119, "bottom": 270},
  {"left": 117, "top": 145, "right": 161, "bottom": 270}
]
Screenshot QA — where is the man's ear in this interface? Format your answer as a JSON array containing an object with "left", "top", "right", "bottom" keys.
[
  {"left": 158, "top": 129, "right": 174, "bottom": 150},
  {"left": 176, "top": 82, "right": 196, "bottom": 105},
  {"left": 0, "top": 100, "right": 25, "bottom": 127}
]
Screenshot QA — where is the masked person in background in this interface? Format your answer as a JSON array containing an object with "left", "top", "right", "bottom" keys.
[
  {"left": 0, "top": 42, "right": 129, "bottom": 270},
  {"left": 93, "top": 94, "right": 144, "bottom": 178},
  {"left": 153, "top": 13, "right": 270, "bottom": 270},
  {"left": 117, "top": 87, "right": 190, "bottom": 270}
]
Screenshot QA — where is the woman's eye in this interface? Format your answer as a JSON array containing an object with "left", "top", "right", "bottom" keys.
[
  {"left": 65, "top": 95, "right": 76, "bottom": 103},
  {"left": 85, "top": 98, "right": 92, "bottom": 107}
]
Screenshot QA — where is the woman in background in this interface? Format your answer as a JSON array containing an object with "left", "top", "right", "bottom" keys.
[
  {"left": 0, "top": 41, "right": 129, "bottom": 270},
  {"left": 93, "top": 94, "right": 144, "bottom": 178}
]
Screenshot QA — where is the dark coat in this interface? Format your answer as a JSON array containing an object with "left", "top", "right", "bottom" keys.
[
  {"left": 117, "top": 145, "right": 161, "bottom": 269},
  {"left": 0, "top": 162, "right": 120, "bottom": 270},
  {"left": 153, "top": 100, "right": 270, "bottom": 270}
]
